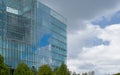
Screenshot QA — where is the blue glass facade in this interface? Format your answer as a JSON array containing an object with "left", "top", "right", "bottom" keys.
[{"left": 0, "top": 0, "right": 67, "bottom": 69}]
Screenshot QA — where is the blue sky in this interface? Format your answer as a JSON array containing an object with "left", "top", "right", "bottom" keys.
[
  {"left": 92, "top": 11, "right": 120, "bottom": 28},
  {"left": 39, "top": 0, "right": 120, "bottom": 75}
]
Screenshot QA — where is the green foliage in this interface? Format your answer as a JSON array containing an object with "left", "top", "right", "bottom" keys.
[
  {"left": 113, "top": 73, "right": 120, "bottom": 75},
  {"left": 14, "top": 62, "right": 33, "bottom": 75},
  {"left": 54, "top": 67, "right": 59, "bottom": 75},
  {"left": 71, "top": 72, "right": 80, "bottom": 75},
  {"left": 0, "top": 54, "right": 4, "bottom": 64},
  {"left": 31, "top": 66, "right": 37, "bottom": 75},
  {"left": 37, "top": 64, "right": 53, "bottom": 75},
  {"left": 1, "top": 54, "right": 71, "bottom": 75},
  {"left": 0, "top": 54, "right": 10, "bottom": 75},
  {"left": 72, "top": 72, "right": 77, "bottom": 75},
  {"left": 67, "top": 70, "right": 71, "bottom": 75},
  {"left": 82, "top": 72, "right": 87, "bottom": 75},
  {"left": 57, "top": 63, "right": 70, "bottom": 75}
]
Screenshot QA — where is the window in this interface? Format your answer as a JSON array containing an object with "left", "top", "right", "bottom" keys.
[{"left": 7, "top": 7, "right": 18, "bottom": 15}]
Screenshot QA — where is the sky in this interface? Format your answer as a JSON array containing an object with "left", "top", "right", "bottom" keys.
[{"left": 38, "top": 0, "right": 120, "bottom": 75}]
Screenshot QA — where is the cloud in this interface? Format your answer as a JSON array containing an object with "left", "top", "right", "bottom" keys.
[
  {"left": 38, "top": 0, "right": 120, "bottom": 74},
  {"left": 67, "top": 24, "right": 103, "bottom": 59},
  {"left": 39, "top": 0, "right": 120, "bottom": 32},
  {"left": 67, "top": 24, "right": 120, "bottom": 75},
  {"left": 92, "top": 11, "right": 120, "bottom": 28}
]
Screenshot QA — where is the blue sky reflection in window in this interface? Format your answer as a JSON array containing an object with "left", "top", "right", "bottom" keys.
[{"left": 39, "top": 33, "right": 52, "bottom": 47}]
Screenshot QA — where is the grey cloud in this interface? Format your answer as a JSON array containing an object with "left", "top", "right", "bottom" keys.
[
  {"left": 38, "top": 0, "right": 120, "bottom": 59},
  {"left": 38, "top": 0, "right": 120, "bottom": 74},
  {"left": 79, "top": 63, "right": 95, "bottom": 70},
  {"left": 39, "top": 0, "right": 120, "bottom": 32}
]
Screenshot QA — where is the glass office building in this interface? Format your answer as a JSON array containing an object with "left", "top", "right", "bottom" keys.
[{"left": 0, "top": 0, "right": 67, "bottom": 69}]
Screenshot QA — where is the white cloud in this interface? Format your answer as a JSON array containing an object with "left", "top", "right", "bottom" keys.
[
  {"left": 38, "top": 0, "right": 120, "bottom": 74},
  {"left": 39, "top": 0, "right": 120, "bottom": 32},
  {"left": 67, "top": 24, "right": 120, "bottom": 75},
  {"left": 67, "top": 24, "right": 102, "bottom": 58}
]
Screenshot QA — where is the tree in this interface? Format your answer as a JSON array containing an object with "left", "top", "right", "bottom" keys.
[
  {"left": 72, "top": 72, "right": 77, "bottom": 75},
  {"left": 37, "top": 64, "right": 53, "bottom": 75},
  {"left": 54, "top": 67, "right": 59, "bottom": 75},
  {"left": 67, "top": 70, "right": 71, "bottom": 75},
  {"left": 58, "top": 63, "right": 70, "bottom": 75},
  {"left": 113, "top": 73, "right": 120, "bottom": 75},
  {"left": 82, "top": 72, "right": 87, "bottom": 75},
  {"left": 14, "top": 62, "right": 33, "bottom": 75},
  {"left": 31, "top": 66, "right": 37, "bottom": 75},
  {"left": 88, "top": 71, "right": 95, "bottom": 75},
  {"left": 0, "top": 54, "right": 10, "bottom": 75}
]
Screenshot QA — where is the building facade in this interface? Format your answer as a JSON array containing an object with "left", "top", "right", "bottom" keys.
[{"left": 0, "top": 0, "right": 67, "bottom": 69}]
